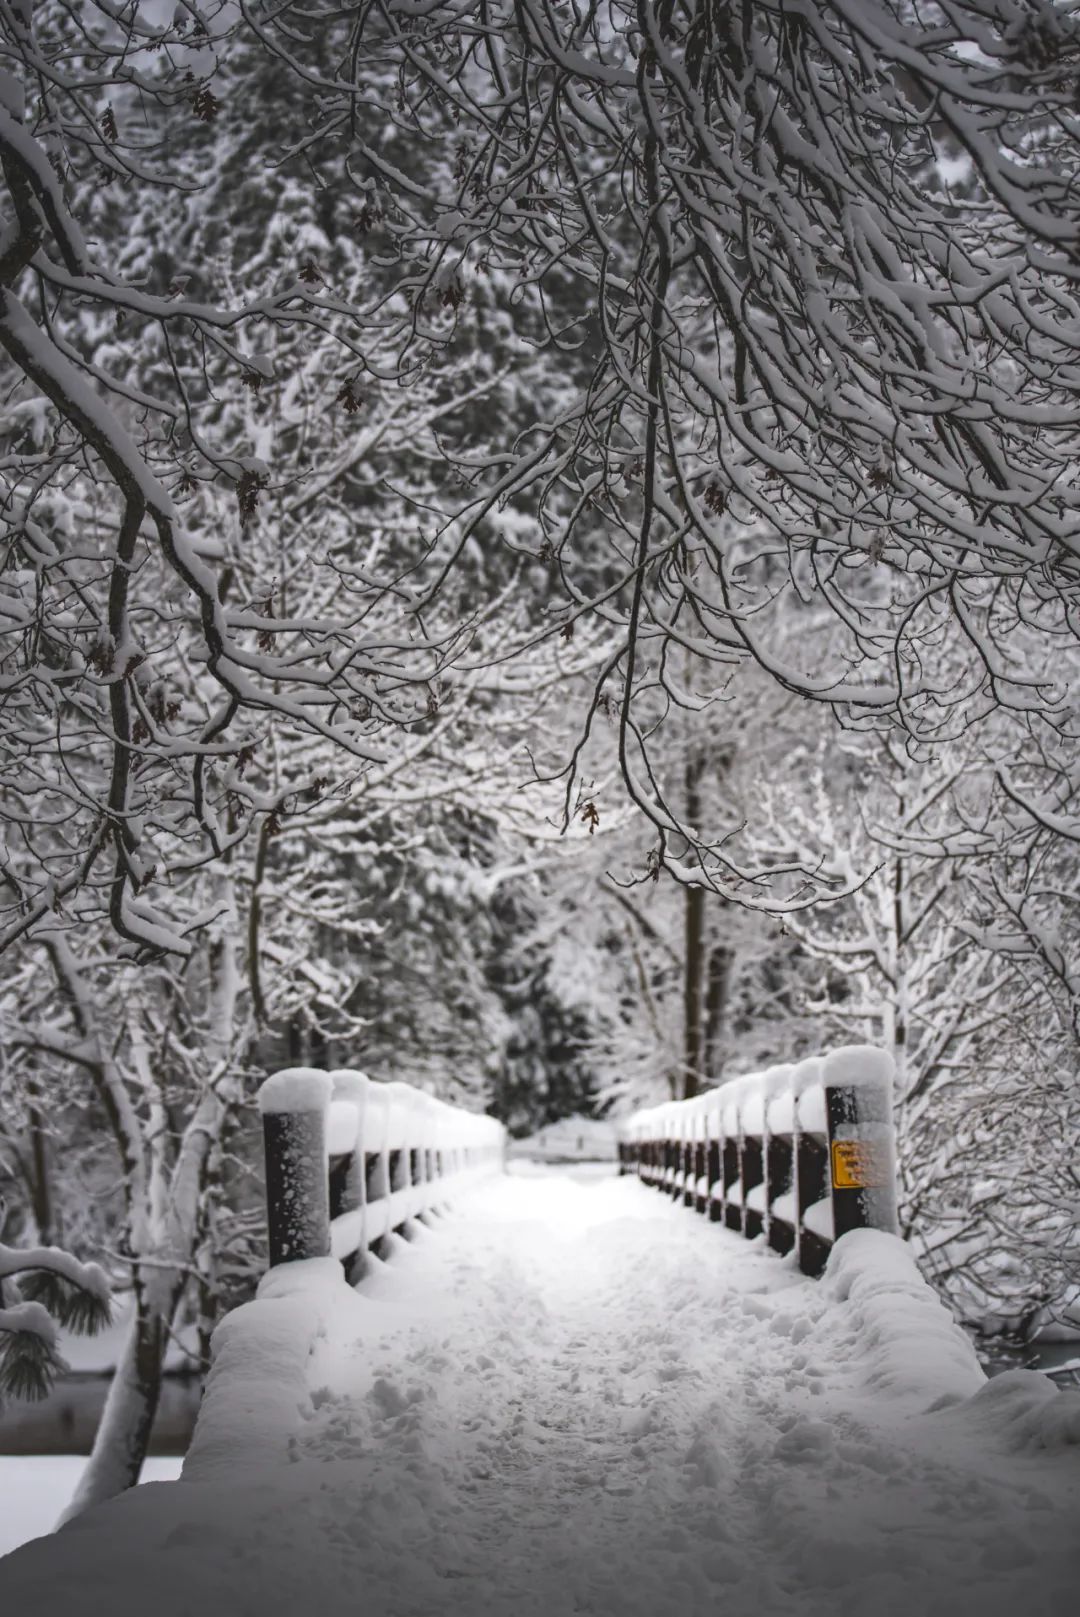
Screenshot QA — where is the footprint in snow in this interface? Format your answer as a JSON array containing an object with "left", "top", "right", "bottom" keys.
[
  {"left": 772, "top": 1418, "right": 835, "bottom": 1462},
  {"left": 368, "top": 1376, "right": 423, "bottom": 1419}
]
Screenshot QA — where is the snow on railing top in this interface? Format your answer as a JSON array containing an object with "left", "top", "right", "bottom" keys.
[
  {"left": 620, "top": 1045, "right": 898, "bottom": 1276},
  {"left": 257, "top": 1068, "right": 505, "bottom": 1273}
]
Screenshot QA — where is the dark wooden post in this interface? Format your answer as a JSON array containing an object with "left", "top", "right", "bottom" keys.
[
  {"left": 722, "top": 1113, "right": 741, "bottom": 1233},
  {"left": 795, "top": 1127, "right": 829, "bottom": 1277},
  {"left": 761, "top": 1069, "right": 794, "bottom": 1255},
  {"left": 707, "top": 1130, "right": 722, "bottom": 1222},
  {"left": 258, "top": 1070, "right": 333, "bottom": 1267},
  {"left": 328, "top": 1150, "right": 352, "bottom": 1219},
  {"left": 766, "top": 1130, "right": 795, "bottom": 1256},
  {"left": 329, "top": 1071, "right": 367, "bottom": 1209},
  {"left": 740, "top": 1123, "right": 764, "bottom": 1240},
  {"left": 682, "top": 1126, "right": 696, "bottom": 1207},
  {"left": 790, "top": 1060, "right": 830, "bottom": 1276},
  {"left": 694, "top": 1127, "right": 708, "bottom": 1215},
  {"left": 823, "top": 1047, "right": 899, "bottom": 1241}
]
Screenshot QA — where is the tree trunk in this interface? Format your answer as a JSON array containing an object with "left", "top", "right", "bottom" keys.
[
  {"left": 310, "top": 1019, "right": 329, "bottom": 1069},
  {"left": 287, "top": 1012, "right": 303, "bottom": 1064},
  {"left": 683, "top": 881, "right": 705, "bottom": 1099},
  {"left": 59, "top": 1277, "right": 181, "bottom": 1523},
  {"left": 28, "top": 1101, "right": 55, "bottom": 1245},
  {"left": 891, "top": 856, "right": 910, "bottom": 1100},
  {"left": 682, "top": 750, "right": 714, "bottom": 1099},
  {"left": 703, "top": 942, "right": 735, "bottom": 1080}
]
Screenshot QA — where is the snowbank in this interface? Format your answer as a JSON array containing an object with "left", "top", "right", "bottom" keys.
[
  {"left": 183, "top": 1257, "right": 364, "bottom": 1483},
  {"left": 0, "top": 1458, "right": 182, "bottom": 1559},
  {"left": 820, "top": 1232, "right": 1080, "bottom": 1449},
  {"left": 823, "top": 1229, "right": 985, "bottom": 1407},
  {"left": 949, "top": 1368, "right": 1080, "bottom": 1454}
]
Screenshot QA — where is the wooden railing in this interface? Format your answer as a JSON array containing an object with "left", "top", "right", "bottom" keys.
[
  {"left": 618, "top": 1045, "right": 899, "bottom": 1275},
  {"left": 258, "top": 1068, "right": 506, "bottom": 1277}
]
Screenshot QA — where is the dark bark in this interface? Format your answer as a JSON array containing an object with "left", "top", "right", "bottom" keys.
[
  {"left": 27, "top": 1102, "right": 54, "bottom": 1245},
  {"left": 703, "top": 942, "right": 735, "bottom": 1081},
  {"left": 682, "top": 754, "right": 705, "bottom": 1099},
  {"left": 62, "top": 1282, "right": 183, "bottom": 1521}
]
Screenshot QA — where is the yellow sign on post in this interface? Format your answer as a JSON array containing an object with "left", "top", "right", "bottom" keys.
[{"left": 831, "top": 1140, "right": 887, "bottom": 1191}]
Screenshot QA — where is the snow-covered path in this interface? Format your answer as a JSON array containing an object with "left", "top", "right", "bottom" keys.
[{"left": 2, "top": 1168, "right": 1078, "bottom": 1616}]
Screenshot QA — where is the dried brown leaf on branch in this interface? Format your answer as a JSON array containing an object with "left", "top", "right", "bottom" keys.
[
  {"left": 703, "top": 479, "right": 727, "bottom": 515},
  {"left": 191, "top": 85, "right": 220, "bottom": 123},
  {"left": 236, "top": 469, "right": 265, "bottom": 526}
]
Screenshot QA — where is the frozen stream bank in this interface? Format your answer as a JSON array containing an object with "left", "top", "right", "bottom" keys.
[{"left": 1, "top": 1169, "right": 1078, "bottom": 1616}]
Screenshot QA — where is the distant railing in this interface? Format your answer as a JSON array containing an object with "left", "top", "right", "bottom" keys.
[
  {"left": 618, "top": 1046, "right": 899, "bottom": 1275},
  {"left": 258, "top": 1068, "right": 506, "bottom": 1277}
]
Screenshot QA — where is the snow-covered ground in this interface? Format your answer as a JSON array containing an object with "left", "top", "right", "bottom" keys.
[
  {"left": 1, "top": 1169, "right": 1077, "bottom": 1616},
  {"left": 508, "top": 1115, "right": 618, "bottom": 1162},
  {"left": 0, "top": 1458, "right": 183, "bottom": 1559}
]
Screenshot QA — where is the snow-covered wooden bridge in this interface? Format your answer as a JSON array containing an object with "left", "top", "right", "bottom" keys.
[{"left": 1, "top": 1059, "right": 1078, "bottom": 1617}]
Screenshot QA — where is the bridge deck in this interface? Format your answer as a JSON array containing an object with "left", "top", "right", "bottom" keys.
[{"left": 3, "top": 1169, "right": 1079, "bottom": 1616}]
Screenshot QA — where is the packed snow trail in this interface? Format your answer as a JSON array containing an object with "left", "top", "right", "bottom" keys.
[{"left": 2, "top": 1168, "right": 1078, "bottom": 1617}]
